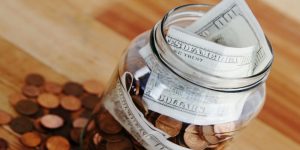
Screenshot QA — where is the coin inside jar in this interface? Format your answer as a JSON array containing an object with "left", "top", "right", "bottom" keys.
[
  {"left": 214, "top": 122, "right": 236, "bottom": 134},
  {"left": 37, "top": 93, "right": 60, "bottom": 109},
  {"left": 20, "top": 132, "right": 42, "bottom": 147},
  {"left": 40, "top": 114, "right": 64, "bottom": 129},
  {"left": 15, "top": 100, "right": 40, "bottom": 116},
  {"left": 70, "top": 128, "right": 82, "bottom": 143},
  {"left": 46, "top": 136, "right": 70, "bottom": 150},
  {"left": 99, "top": 111, "right": 122, "bottom": 134},
  {"left": 184, "top": 132, "right": 208, "bottom": 150},
  {"left": 106, "top": 137, "right": 133, "bottom": 150},
  {"left": 155, "top": 115, "right": 182, "bottom": 137},
  {"left": 0, "top": 110, "right": 12, "bottom": 125},
  {"left": 185, "top": 125, "right": 201, "bottom": 134},
  {"left": 131, "top": 95, "right": 148, "bottom": 115},
  {"left": 73, "top": 117, "right": 89, "bottom": 128}
]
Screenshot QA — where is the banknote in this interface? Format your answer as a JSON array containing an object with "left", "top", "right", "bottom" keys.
[
  {"left": 139, "top": 45, "right": 251, "bottom": 125},
  {"left": 186, "top": 0, "right": 273, "bottom": 74},
  {"left": 166, "top": 26, "right": 257, "bottom": 77}
]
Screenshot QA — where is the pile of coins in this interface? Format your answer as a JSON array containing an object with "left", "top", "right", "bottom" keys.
[{"left": 0, "top": 73, "right": 103, "bottom": 150}]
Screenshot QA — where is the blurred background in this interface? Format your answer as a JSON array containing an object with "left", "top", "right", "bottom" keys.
[{"left": 0, "top": 0, "right": 299, "bottom": 149}]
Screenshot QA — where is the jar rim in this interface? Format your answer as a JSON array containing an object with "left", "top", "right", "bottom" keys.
[{"left": 151, "top": 3, "right": 274, "bottom": 91}]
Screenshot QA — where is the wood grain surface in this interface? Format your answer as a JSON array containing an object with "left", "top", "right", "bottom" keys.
[{"left": 0, "top": 0, "right": 299, "bottom": 149}]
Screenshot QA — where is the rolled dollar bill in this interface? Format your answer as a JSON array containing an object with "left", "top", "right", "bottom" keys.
[{"left": 186, "top": 0, "right": 273, "bottom": 75}]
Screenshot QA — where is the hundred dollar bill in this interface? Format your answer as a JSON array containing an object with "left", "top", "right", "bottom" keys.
[
  {"left": 186, "top": 0, "right": 273, "bottom": 74},
  {"left": 139, "top": 45, "right": 251, "bottom": 125},
  {"left": 104, "top": 80, "right": 190, "bottom": 150},
  {"left": 166, "top": 26, "right": 257, "bottom": 77}
]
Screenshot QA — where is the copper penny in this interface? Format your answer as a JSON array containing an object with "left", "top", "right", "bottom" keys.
[
  {"left": 0, "top": 110, "right": 12, "bottom": 125},
  {"left": 46, "top": 136, "right": 70, "bottom": 150},
  {"left": 22, "top": 85, "right": 40, "bottom": 98},
  {"left": 81, "top": 94, "right": 99, "bottom": 110},
  {"left": 155, "top": 115, "right": 182, "bottom": 137},
  {"left": 93, "top": 133, "right": 103, "bottom": 145},
  {"left": 60, "top": 96, "right": 82, "bottom": 111},
  {"left": 73, "top": 117, "right": 88, "bottom": 128},
  {"left": 63, "top": 82, "right": 84, "bottom": 97},
  {"left": 8, "top": 93, "right": 26, "bottom": 106},
  {"left": 40, "top": 114, "right": 64, "bottom": 129},
  {"left": 99, "top": 112, "right": 122, "bottom": 134},
  {"left": 10, "top": 116, "right": 34, "bottom": 134},
  {"left": 20, "top": 132, "right": 42, "bottom": 147},
  {"left": 70, "top": 128, "right": 82, "bottom": 143},
  {"left": 82, "top": 80, "right": 103, "bottom": 95},
  {"left": 15, "top": 100, "right": 40, "bottom": 116},
  {"left": 204, "top": 135, "right": 219, "bottom": 145},
  {"left": 37, "top": 93, "right": 60, "bottom": 109},
  {"left": 185, "top": 125, "right": 201, "bottom": 134},
  {"left": 214, "top": 122, "right": 236, "bottom": 134},
  {"left": 184, "top": 132, "right": 208, "bottom": 150},
  {"left": 106, "top": 138, "right": 133, "bottom": 150},
  {"left": 132, "top": 95, "right": 148, "bottom": 115},
  {"left": 202, "top": 125, "right": 215, "bottom": 136},
  {"left": 33, "top": 118, "right": 46, "bottom": 133},
  {"left": 0, "top": 138, "right": 8, "bottom": 150},
  {"left": 44, "top": 82, "right": 62, "bottom": 94},
  {"left": 25, "top": 73, "right": 45, "bottom": 87}
]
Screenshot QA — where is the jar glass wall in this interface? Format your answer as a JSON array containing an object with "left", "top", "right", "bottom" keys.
[{"left": 81, "top": 4, "right": 272, "bottom": 150}]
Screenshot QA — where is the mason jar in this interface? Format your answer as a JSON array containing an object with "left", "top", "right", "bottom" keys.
[{"left": 81, "top": 4, "right": 273, "bottom": 150}]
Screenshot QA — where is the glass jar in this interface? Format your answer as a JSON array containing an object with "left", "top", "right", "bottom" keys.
[{"left": 81, "top": 4, "right": 273, "bottom": 150}]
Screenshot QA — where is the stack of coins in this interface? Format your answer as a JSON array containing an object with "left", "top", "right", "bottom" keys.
[{"left": 0, "top": 73, "right": 103, "bottom": 150}]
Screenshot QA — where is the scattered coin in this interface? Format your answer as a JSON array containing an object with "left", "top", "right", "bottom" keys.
[
  {"left": 73, "top": 117, "right": 88, "bottom": 128},
  {"left": 0, "top": 138, "right": 8, "bottom": 150},
  {"left": 82, "top": 80, "right": 103, "bottom": 95},
  {"left": 44, "top": 82, "right": 62, "bottom": 94},
  {"left": 63, "top": 82, "right": 84, "bottom": 97},
  {"left": 155, "top": 115, "right": 182, "bottom": 137},
  {"left": 81, "top": 94, "right": 99, "bottom": 110},
  {"left": 25, "top": 73, "right": 45, "bottom": 87},
  {"left": 8, "top": 93, "right": 26, "bottom": 106},
  {"left": 106, "top": 138, "right": 133, "bottom": 150},
  {"left": 46, "top": 136, "right": 70, "bottom": 150},
  {"left": 184, "top": 132, "right": 208, "bottom": 150},
  {"left": 60, "top": 96, "right": 82, "bottom": 111},
  {"left": 10, "top": 116, "right": 34, "bottom": 134},
  {"left": 37, "top": 93, "right": 60, "bottom": 109},
  {"left": 0, "top": 110, "right": 12, "bottom": 125},
  {"left": 41, "top": 114, "right": 64, "bottom": 129},
  {"left": 15, "top": 100, "right": 40, "bottom": 116},
  {"left": 20, "top": 132, "right": 42, "bottom": 147},
  {"left": 22, "top": 85, "right": 40, "bottom": 98}
]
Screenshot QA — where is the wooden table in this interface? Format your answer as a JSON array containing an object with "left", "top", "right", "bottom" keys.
[{"left": 0, "top": 0, "right": 299, "bottom": 149}]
